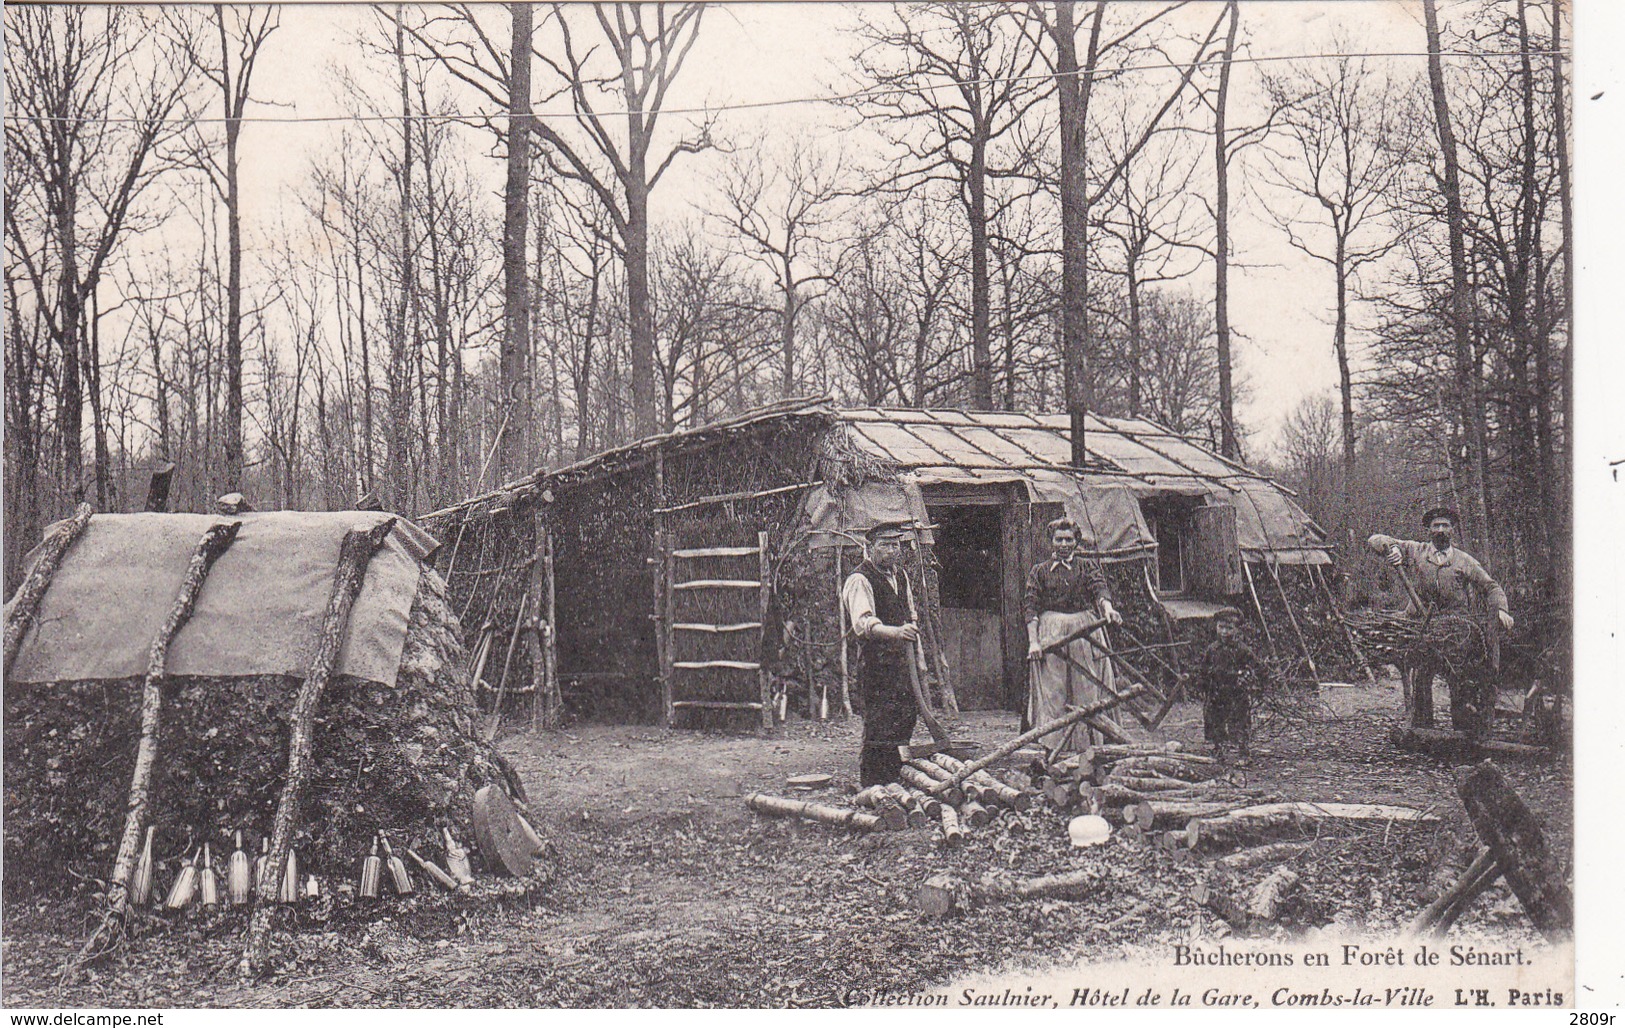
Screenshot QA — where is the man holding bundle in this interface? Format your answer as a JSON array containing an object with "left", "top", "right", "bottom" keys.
[
  {"left": 1024, "top": 517, "right": 1122, "bottom": 752},
  {"left": 1367, "top": 507, "right": 1513, "bottom": 734}
]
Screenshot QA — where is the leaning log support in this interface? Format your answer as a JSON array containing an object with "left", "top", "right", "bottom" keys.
[
  {"left": 1458, "top": 760, "right": 1572, "bottom": 939},
  {"left": 1409, "top": 847, "right": 1501, "bottom": 937},
  {"left": 66, "top": 520, "right": 241, "bottom": 978},
  {"left": 241, "top": 518, "right": 396, "bottom": 976},
  {"left": 944, "top": 687, "right": 1146, "bottom": 789},
  {"left": 5, "top": 503, "right": 94, "bottom": 673}
]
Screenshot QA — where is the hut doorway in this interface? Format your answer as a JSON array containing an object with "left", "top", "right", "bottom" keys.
[{"left": 926, "top": 502, "right": 1005, "bottom": 711}]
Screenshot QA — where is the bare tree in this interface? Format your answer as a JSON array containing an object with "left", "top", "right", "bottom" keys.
[
  {"left": 1029, "top": 1, "right": 1225, "bottom": 462},
  {"left": 174, "top": 5, "right": 279, "bottom": 492},
  {"left": 714, "top": 133, "right": 846, "bottom": 397},
  {"left": 1258, "top": 48, "right": 1412, "bottom": 546},
  {"left": 4, "top": 5, "right": 199, "bottom": 518},
  {"left": 1421, "top": 0, "right": 1492, "bottom": 556},
  {"left": 851, "top": 2, "right": 1047, "bottom": 408}
]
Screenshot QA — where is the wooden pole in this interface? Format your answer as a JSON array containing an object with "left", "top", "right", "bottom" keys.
[
  {"left": 5, "top": 502, "right": 94, "bottom": 673},
  {"left": 1266, "top": 560, "right": 1319, "bottom": 678},
  {"left": 836, "top": 546, "right": 853, "bottom": 717},
  {"left": 1240, "top": 560, "right": 1279, "bottom": 656},
  {"left": 539, "top": 527, "right": 562, "bottom": 727},
  {"left": 945, "top": 686, "right": 1146, "bottom": 788},
  {"left": 241, "top": 518, "right": 395, "bottom": 976},
  {"left": 758, "top": 531, "right": 773, "bottom": 735},
  {"left": 1311, "top": 563, "right": 1377, "bottom": 684},
  {"left": 101, "top": 520, "right": 242, "bottom": 922}
]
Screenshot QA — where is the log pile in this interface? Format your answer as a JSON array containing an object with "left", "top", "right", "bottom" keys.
[{"left": 743, "top": 754, "right": 1038, "bottom": 848}]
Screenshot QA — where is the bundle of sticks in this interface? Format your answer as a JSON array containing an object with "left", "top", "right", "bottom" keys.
[{"left": 1344, "top": 610, "right": 1490, "bottom": 673}]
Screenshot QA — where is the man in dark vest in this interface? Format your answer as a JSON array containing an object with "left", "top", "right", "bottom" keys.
[{"left": 841, "top": 520, "right": 925, "bottom": 786}]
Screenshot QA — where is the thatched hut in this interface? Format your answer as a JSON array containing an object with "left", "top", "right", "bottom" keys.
[
  {"left": 423, "top": 398, "right": 1362, "bottom": 732},
  {"left": 3, "top": 511, "right": 522, "bottom": 898}
]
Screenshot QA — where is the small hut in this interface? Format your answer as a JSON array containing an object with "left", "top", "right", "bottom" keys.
[
  {"left": 3, "top": 511, "right": 522, "bottom": 898},
  {"left": 424, "top": 398, "right": 1362, "bottom": 731}
]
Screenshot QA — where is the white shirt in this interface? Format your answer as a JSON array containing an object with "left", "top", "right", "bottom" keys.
[{"left": 841, "top": 567, "right": 927, "bottom": 670}]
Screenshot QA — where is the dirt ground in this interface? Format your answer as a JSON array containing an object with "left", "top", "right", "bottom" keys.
[{"left": 2, "top": 676, "right": 1572, "bottom": 1008}]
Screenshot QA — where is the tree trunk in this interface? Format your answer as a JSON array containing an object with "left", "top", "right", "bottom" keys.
[
  {"left": 1126, "top": 257, "right": 1142, "bottom": 416},
  {"left": 1388, "top": 725, "right": 1549, "bottom": 762},
  {"left": 1333, "top": 239, "right": 1356, "bottom": 553},
  {"left": 918, "top": 868, "right": 1098, "bottom": 916},
  {"left": 1216, "top": 840, "right": 1315, "bottom": 872},
  {"left": 626, "top": 173, "right": 655, "bottom": 436},
  {"left": 105, "top": 521, "right": 242, "bottom": 919},
  {"left": 1422, "top": 0, "right": 1492, "bottom": 560},
  {"left": 57, "top": 177, "right": 84, "bottom": 497},
  {"left": 968, "top": 135, "right": 993, "bottom": 408},
  {"left": 241, "top": 518, "right": 396, "bottom": 975},
  {"left": 1190, "top": 801, "right": 1439, "bottom": 852},
  {"left": 1214, "top": 0, "right": 1239, "bottom": 457},
  {"left": 390, "top": 6, "right": 416, "bottom": 510},
  {"left": 222, "top": 72, "right": 244, "bottom": 492},
  {"left": 499, "top": 2, "right": 533, "bottom": 479},
  {"left": 3, "top": 503, "right": 94, "bottom": 670},
  {"left": 1052, "top": 1, "right": 1098, "bottom": 466},
  {"left": 1245, "top": 867, "right": 1300, "bottom": 921},
  {"left": 781, "top": 256, "right": 797, "bottom": 396},
  {"left": 1457, "top": 760, "right": 1572, "bottom": 939},
  {"left": 1551, "top": 0, "right": 1572, "bottom": 603},
  {"left": 744, "top": 792, "right": 880, "bottom": 831}
]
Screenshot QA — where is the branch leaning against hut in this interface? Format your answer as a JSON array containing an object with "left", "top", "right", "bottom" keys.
[
  {"left": 5, "top": 503, "right": 95, "bottom": 673},
  {"left": 65, "top": 519, "right": 243, "bottom": 980},
  {"left": 241, "top": 518, "right": 396, "bottom": 978}
]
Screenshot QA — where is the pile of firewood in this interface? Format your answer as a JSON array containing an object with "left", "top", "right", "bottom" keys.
[
  {"left": 746, "top": 753, "right": 1035, "bottom": 849},
  {"left": 1344, "top": 610, "right": 1490, "bottom": 673}
]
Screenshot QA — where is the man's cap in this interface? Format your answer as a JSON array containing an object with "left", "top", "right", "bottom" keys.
[
  {"left": 1212, "top": 607, "right": 1244, "bottom": 624},
  {"left": 1422, "top": 506, "right": 1460, "bottom": 528},
  {"left": 865, "top": 519, "right": 912, "bottom": 542}
]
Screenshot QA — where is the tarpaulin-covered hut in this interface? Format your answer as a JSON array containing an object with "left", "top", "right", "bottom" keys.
[
  {"left": 424, "top": 398, "right": 1359, "bottom": 731},
  {"left": 3, "top": 510, "right": 525, "bottom": 896}
]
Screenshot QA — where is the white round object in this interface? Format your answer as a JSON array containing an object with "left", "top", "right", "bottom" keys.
[{"left": 1068, "top": 814, "right": 1111, "bottom": 848}]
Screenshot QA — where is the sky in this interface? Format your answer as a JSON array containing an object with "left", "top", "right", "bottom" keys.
[{"left": 149, "top": 1, "right": 1522, "bottom": 451}]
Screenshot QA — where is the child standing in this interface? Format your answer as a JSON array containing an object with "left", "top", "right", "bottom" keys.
[{"left": 1193, "top": 607, "right": 1260, "bottom": 764}]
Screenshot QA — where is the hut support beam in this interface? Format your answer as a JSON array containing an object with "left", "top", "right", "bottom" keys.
[
  {"left": 68, "top": 520, "right": 241, "bottom": 978},
  {"left": 5, "top": 502, "right": 94, "bottom": 673},
  {"left": 1240, "top": 560, "right": 1279, "bottom": 657},
  {"left": 241, "top": 518, "right": 395, "bottom": 977},
  {"left": 1311, "top": 563, "right": 1377, "bottom": 685},
  {"left": 1266, "top": 560, "right": 1319, "bottom": 679}
]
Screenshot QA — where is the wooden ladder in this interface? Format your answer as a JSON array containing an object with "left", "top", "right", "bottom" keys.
[{"left": 660, "top": 531, "right": 772, "bottom": 734}]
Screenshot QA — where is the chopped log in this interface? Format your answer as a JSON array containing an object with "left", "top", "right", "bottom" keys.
[
  {"left": 242, "top": 519, "right": 394, "bottom": 976},
  {"left": 5, "top": 502, "right": 94, "bottom": 673},
  {"left": 1122, "top": 800, "right": 1156, "bottom": 828},
  {"left": 1083, "top": 713, "right": 1133, "bottom": 745},
  {"left": 917, "top": 874, "right": 965, "bottom": 917},
  {"left": 944, "top": 686, "right": 1147, "bottom": 787},
  {"left": 1389, "top": 725, "right": 1549, "bottom": 763},
  {"left": 105, "top": 521, "right": 242, "bottom": 923},
  {"left": 1409, "top": 847, "right": 1500, "bottom": 936},
  {"left": 927, "top": 754, "right": 1033, "bottom": 810},
  {"left": 1245, "top": 867, "right": 1301, "bottom": 921},
  {"left": 1191, "top": 882, "right": 1252, "bottom": 930},
  {"left": 1142, "top": 801, "right": 1245, "bottom": 830},
  {"left": 1075, "top": 783, "right": 1105, "bottom": 815},
  {"left": 1458, "top": 761, "right": 1572, "bottom": 939},
  {"left": 963, "top": 781, "right": 999, "bottom": 807},
  {"left": 938, "top": 803, "right": 963, "bottom": 848},
  {"left": 1042, "top": 779, "right": 1076, "bottom": 809},
  {"left": 958, "top": 800, "right": 992, "bottom": 827},
  {"left": 1118, "top": 755, "right": 1216, "bottom": 782},
  {"left": 1190, "top": 802, "right": 1440, "bottom": 853},
  {"left": 1108, "top": 774, "right": 1197, "bottom": 794},
  {"left": 917, "top": 868, "right": 1099, "bottom": 916},
  {"left": 1119, "top": 823, "right": 1146, "bottom": 845},
  {"left": 1216, "top": 841, "right": 1316, "bottom": 872},
  {"left": 851, "top": 788, "right": 908, "bottom": 831},
  {"left": 1099, "top": 784, "right": 1152, "bottom": 808},
  {"left": 900, "top": 765, "right": 962, "bottom": 805},
  {"left": 745, "top": 793, "right": 882, "bottom": 831},
  {"left": 899, "top": 786, "right": 942, "bottom": 818}
]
